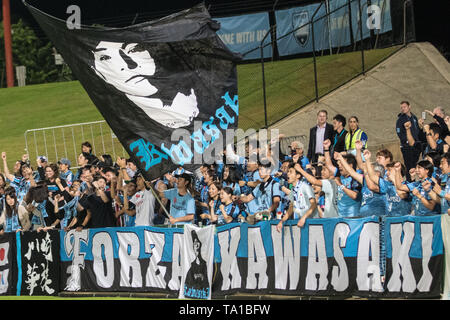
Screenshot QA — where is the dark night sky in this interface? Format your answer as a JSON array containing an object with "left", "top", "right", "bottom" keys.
[{"left": 6, "top": 0, "right": 450, "bottom": 60}]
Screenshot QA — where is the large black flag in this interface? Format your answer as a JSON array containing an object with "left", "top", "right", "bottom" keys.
[{"left": 25, "top": 2, "right": 240, "bottom": 180}]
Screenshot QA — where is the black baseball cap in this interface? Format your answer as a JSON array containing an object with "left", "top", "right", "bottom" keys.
[{"left": 175, "top": 172, "right": 192, "bottom": 183}]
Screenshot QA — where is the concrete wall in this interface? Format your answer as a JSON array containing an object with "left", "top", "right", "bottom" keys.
[{"left": 269, "top": 42, "right": 450, "bottom": 158}]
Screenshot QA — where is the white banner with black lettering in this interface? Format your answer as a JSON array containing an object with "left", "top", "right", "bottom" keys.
[{"left": 179, "top": 225, "right": 215, "bottom": 299}]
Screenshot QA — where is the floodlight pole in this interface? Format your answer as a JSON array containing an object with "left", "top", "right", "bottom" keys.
[{"left": 3, "top": 0, "right": 14, "bottom": 87}]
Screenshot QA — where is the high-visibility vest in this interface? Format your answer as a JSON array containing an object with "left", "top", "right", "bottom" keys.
[{"left": 345, "top": 128, "right": 367, "bottom": 150}]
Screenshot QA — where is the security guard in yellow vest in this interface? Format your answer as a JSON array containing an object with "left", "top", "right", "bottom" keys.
[{"left": 345, "top": 116, "right": 368, "bottom": 151}]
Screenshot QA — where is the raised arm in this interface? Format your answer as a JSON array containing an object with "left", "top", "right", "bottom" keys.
[
  {"left": 393, "top": 162, "right": 411, "bottom": 193},
  {"left": 362, "top": 150, "right": 380, "bottom": 192},
  {"left": 404, "top": 121, "right": 416, "bottom": 147},
  {"left": 1, "top": 152, "right": 15, "bottom": 182},
  {"left": 423, "top": 124, "right": 437, "bottom": 151},
  {"left": 334, "top": 152, "right": 363, "bottom": 185},
  {"left": 294, "top": 163, "right": 322, "bottom": 186},
  {"left": 323, "top": 139, "right": 337, "bottom": 176}
]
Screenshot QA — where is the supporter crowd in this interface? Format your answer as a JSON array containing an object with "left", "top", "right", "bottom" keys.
[{"left": 0, "top": 101, "right": 449, "bottom": 233}]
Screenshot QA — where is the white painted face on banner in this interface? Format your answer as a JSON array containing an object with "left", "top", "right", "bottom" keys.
[
  {"left": 93, "top": 42, "right": 157, "bottom": 96},
  {"left": 92, "top": 41, "right": 199, "bottom": 128}
]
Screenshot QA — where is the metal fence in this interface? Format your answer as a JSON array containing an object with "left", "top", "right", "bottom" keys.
[
  {"left": 24, "top": 120, "right": 127, "bottom": 169},
  {"left": 236, "top": 0, "right": 415, "bottom": 131}
]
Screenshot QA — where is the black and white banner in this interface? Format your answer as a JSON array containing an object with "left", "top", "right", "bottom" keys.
[
  {"left": 179, "top": 225, "right": 215, "bottom": 299},
  {"left": 26, "top": 2, "right": 240, "bottom": 180},
  {"left": 57, "top": 216, "right": 444, "bottom": 298},
  {"left": 19, "top": 230, "right": 60, "bottom": 296}
]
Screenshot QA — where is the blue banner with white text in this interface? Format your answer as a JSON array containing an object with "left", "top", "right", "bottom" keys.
[
  {"left": 7, "top": 215, "right": 436, "bottom": 298},
  {"left": 215, "top": 12, "right": 272, "bottom": 60}
]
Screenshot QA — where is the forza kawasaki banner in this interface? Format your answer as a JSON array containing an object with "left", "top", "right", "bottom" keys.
[
  {"left": 212, "top": 217, "right": 443, "bottom": 298},
  {"left": 213, "top": 217, "right": 382, "bottom": 297},
  {"left": 58, "top": 217, "right": 443, "bottom": 297},
  {"left": 61, "top": 226, "right": 185, "bottom": 293},
  {"left": 26, "top": 2, "right": 240, "bottom": 181}
]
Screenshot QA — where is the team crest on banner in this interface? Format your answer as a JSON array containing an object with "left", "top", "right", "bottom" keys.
[
  {"left": 179, "top": 225, "right": 215, "bottom": 299},
  {"left": 25, "top": 2, "right": 240, "bottom": 181},
  {"left": 292, "top": 11, "right": 310, "bottom": 46}
]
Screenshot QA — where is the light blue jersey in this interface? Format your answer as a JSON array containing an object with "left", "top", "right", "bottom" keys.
[
  {"left": 216, "top": 202, "right": 240, "bottom": 225},
  {"left": 337, "top": 175, "right": 362, "bottom": 217},
  {"left": 251, "top": 178, "right": 282, "bottom": 216},
  {"left": 359, "top": 178, "right": 386, "bottom": 217},
  {"left": 223, "top": 182, "right": 241, "bottom": 196},
  {"left": 164, "top": 188, "right": 195, "bottom": 224},
  {"left": 378, "top": 178, "right": 412, "bottom": 216},
  {"left": 440, "top": 173, "right": 450, "bottom": 215},
  {"left": 406, "top": 178, "right": 440, "bottom": 216}
]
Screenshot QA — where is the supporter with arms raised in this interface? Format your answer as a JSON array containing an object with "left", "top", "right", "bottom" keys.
[
  {"left": 424, "top": 107, "right": 449, "bottom": 141},
  {"left": 393, "top": 160, "right": 439, "bottom": 215},
  {"left": 422, "top": 152, "right": 450, "bottom": 215},
  {"left": 276, "top": 162, "right": 317, "bottom": 232},
  {"left": 423, "top": 123, "right": 446, "bottom": 156},
  {"left": 363, "top": 149, "right": 412, "bottom": 216},
  {"left": 334, "top": 141, "right": 386, "bottom": 217},
  {"left": 322, "top": 140, "right": 362, "bottom": 217},
  {"left": 293, "top": 152, "right": 339, "bottom": 218},
  {"left": 77, "top": 175, "right": 116, "bottom": 229},
  {"left": 2, "top": 152, "right": 36, "bottom": 204}
]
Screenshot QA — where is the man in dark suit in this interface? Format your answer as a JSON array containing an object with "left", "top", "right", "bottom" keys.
[{"left": 307, "top": 110, "right": 334, "bottom": 163}]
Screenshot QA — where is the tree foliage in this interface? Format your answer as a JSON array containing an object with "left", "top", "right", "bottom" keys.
[{"left": 0, "top": 19, "right": 73, "bottom": 87}]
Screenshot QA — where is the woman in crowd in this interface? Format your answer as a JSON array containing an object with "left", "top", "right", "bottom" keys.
[{"left": 0, "top": 187, "right": 30, "bottom": 233}]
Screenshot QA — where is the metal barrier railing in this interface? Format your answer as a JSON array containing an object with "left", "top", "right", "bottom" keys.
[{"left": 24, "top": 120, "right": 127, "bottom": 169}]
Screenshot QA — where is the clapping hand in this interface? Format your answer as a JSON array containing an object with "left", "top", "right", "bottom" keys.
[
  {"left": 355, "top": 140, "right": 363, "bottom": 151},
  {"left": 363, "top": 149, "right": 371, "bottom": 161}
]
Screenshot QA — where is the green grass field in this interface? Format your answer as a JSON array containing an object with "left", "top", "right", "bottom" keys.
[{"left": 0, "top": 46, "right": 400, "bottom": 168}]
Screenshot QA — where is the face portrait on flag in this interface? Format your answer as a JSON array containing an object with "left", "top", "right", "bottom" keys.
[
  {"left": 92, "top": 41, "right": 199, "bottom": 129},
  {"left": 26, "top": 1, "right": 240, "bottom": 180}
]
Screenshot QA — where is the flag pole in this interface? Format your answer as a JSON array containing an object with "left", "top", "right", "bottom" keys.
[
  {"left": 3, "top": 0, "right": 14, "bottom": 87},
  {"left": 144, "top": 178, "right": 171, "bottom": 220}
]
